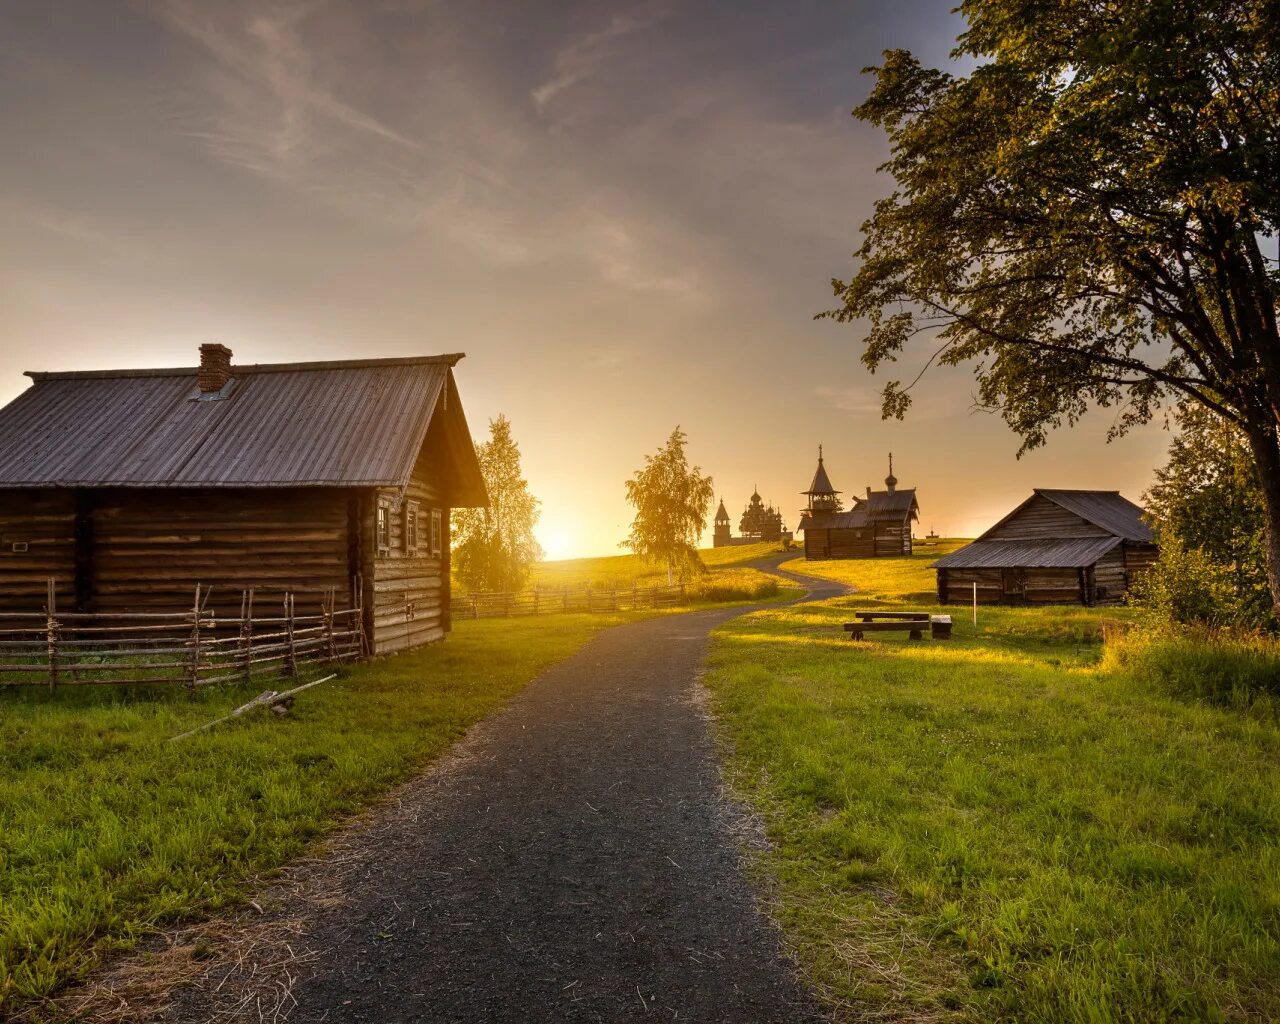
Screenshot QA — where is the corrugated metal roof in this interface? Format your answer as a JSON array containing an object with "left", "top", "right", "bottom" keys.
[
  {"left": 1034, "top": 489, "right": 1153, "bottom": 543},
  {"left": 932, "top": 536, "right": 1122, "bottom": 569},
  {"left": 0, "top": 355, "right": 473, "bottom": 490}
]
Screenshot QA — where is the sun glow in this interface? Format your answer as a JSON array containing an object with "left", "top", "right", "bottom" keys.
[{"left": 536, "top": 522, "right": 577, "bottom": 562}]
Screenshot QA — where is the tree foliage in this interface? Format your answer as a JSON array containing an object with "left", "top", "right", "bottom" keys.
[
  {"left": 623, "top": 427, "right": 715, "bottom": 583},
  {"left": 452, "top": 416, "right": 543, "bottom": 593},
  {"left": 1136, "top": 404, "right": 1272, "bottom": 628},
  {"left": 825, "top": 0, "right": 1280, "bottom": 611}
]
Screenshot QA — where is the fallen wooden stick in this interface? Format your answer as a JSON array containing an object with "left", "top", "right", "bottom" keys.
[{"left": 168, "top": 674, "right": 337, "bottom": 742}]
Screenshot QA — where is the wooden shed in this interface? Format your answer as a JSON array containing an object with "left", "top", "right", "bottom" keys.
[
  {"left": 797, "top": 449, "right": 920, "bottom": 559},
  {"left": 0, "top": 345, "right": 487, "bottom": 654},
  {"left": 933, "top": 489, "right": 1157, "bottom": 606}
]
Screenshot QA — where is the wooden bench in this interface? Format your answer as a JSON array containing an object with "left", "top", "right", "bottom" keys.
[
  {"left": 844, "top": 620, "right": 925, "bottom": 640},
  {"left": 842, "top": 611, "right": 953, "bottom": 641}
]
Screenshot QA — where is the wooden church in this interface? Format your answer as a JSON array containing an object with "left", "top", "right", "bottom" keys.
[{"left": 797, "top": 448, "right": 920, "bottom": 559}]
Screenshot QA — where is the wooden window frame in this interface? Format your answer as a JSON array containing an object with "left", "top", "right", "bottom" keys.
[
  {"left": 404, "top": 501, "right": 420, "bottom": 555},
  {"left": 376, "top": 502, "right": 391, "bottom": 555},
  {"left": 430, "top": 508, "right": 443, "bottom": 558}
]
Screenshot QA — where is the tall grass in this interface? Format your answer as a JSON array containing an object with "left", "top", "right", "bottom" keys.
[{"left": 1104, "top": 625, "right": 1280, "bottom": 707}]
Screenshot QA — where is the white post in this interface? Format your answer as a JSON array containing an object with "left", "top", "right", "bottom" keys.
[{"left": 972, "top": 581, "right": 978, "bottom": 626}]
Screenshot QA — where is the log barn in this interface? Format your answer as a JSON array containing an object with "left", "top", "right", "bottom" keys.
[
  {"left": 932, "top": 489, "right": 1158, "bottom": 606},
  {"left": 0, "top": 345, "right": 487, "bottom": 654},
  {"left": 797, "top": 449, "right": 920, "bottom": 559}
]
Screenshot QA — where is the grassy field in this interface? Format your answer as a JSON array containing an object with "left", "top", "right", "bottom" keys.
[
  {"left": 526, "top": 541, "right": 785, "bottom": 590},
  {"left": 704, "top": 544, "right": 1280, "bottom": 1022},
  {"left": 0, "top": 612, "right": 657, "bottom": 1016}
]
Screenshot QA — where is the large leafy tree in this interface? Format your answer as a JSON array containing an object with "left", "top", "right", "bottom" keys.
[
  {"left": 452, "top": 415, "right": 543, "bottom": 593},
  {"left": 824, "top": 0, "right": 1280, "bottom": 612},
  {"left": 623, "top": 427, "right": 715, "bottom": 583}
]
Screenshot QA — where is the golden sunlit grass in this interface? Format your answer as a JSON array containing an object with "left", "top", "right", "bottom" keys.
[
  {"left": 0, "top": 612, "right": 664, "bottom": 1016},
  {"left": 705, "top": 546, "right": 1280, "bottom": 1022},
  {"left": 527, "top": 541, "right": 784, "bottom": 590}
]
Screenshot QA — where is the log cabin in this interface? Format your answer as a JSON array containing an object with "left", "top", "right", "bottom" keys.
[
  {"left": 797, "top": 448, "right": 920, "bottom": 559},
  {"left": 0, "top": 345, "right": 487, "bottom": 654},
  {"left": 932, "top": 489, "right": 1158, "bottom": 606}
]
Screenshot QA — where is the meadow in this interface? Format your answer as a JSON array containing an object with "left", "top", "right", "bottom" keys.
[
  {"left": 704, "top": 545, "right": 1280, "bottom": 1022},
  {"left": 0, "top": 612, "right": 653, "bottom": 1015},
  {"left": 526, "top": 540, "right": 784, "bottom": 590}
]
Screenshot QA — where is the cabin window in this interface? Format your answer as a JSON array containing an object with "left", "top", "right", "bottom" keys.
[
  {"left": 404, "top": 502, "right": 420, "bottom": 555},
  {"left": 430, "top": 508, "right": 443, "bottom": 557},
  {"left": 376, "top": 504, "right": 390, "bottom": 554}
]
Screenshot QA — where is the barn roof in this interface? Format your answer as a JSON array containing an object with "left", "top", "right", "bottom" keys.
[
  {"left": 932, "top": 536, "right": 1122, "bottom": 569},
  {"left": 0, "top": 354, "right": 488, "bottom": 502},
  {"left": 1030, "top": 489, "right": 1153, "bottom": 543},
  {"left": 866, "top": 488, "right": 919, "bottom": 520},
  {"left": 797, "top": 507, "right": 869, "bottom": 532}
]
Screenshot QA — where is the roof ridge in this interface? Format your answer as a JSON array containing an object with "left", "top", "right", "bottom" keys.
[{"left": 26, "top": 353, "right": 466, "bottom": 382}]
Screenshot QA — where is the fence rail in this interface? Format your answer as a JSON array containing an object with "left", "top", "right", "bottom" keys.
[
  {"left": 453, "top": 581, "right": 688, "bottom": 619},
  {"left": 0, "top": 580, "right": 365, "bottom": 692}
]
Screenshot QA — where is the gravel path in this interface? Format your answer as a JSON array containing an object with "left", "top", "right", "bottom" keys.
[{"left": 160, "top": 557, "right": 846, "bottom": 1024}]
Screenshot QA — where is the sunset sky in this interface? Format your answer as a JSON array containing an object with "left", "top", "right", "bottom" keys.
[{"left": 0, "top": 0, "right": 1171, "bottom": 559}]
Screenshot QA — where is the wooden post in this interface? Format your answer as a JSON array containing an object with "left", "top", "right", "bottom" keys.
[
  {"left": 239, "top": 588, "right": 254, "bottom": 684},
  {"left": 354, "top": 574, "right": 369, "bottom": 658},
  {"left": 284, "top": 592, "right": 298, "bottom": 678},
  {"left": 972, "top": 581, "right": 978, "bottom": 626},
  {"left": 46, "top": 579, "right": 59, "bottom": 692},
  {"left": 186, "top": 583, "right": 202, "bottom": 697},
  {"left": 324, "top": 587, "right": 337, "bottom": 661}
]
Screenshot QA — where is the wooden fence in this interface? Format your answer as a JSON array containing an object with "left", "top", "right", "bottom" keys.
[
  {"left": 0, "top": 581, "right": 364, "bottom": 692},
  {"left": 453, "top": 581, "right": 688, "bottom": 619}
]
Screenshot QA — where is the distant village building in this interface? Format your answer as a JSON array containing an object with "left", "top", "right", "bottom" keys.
[
  {"left": 931, "top": 489, "right": 1158, "bottom": 606},
  {"left": 712, "top": 490, "right": 791, "bottom": 547},
  {"left": 0, "top": 345, "right": 488, "bottom": 654},
  {"left": 797, "top": 448, "right": 920, "bottom": 559}
]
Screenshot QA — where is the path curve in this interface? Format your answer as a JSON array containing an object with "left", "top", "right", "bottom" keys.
[{"left": 168, "top": 555, "right": 848, "bottom": 1023}]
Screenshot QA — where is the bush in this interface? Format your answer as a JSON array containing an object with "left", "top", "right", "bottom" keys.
[
  {"left": 1104, "top": 625, "right": 1280, "bottom": 706},
  {"left": 1129, "top": 543, "right": 1269, "bottom": 629}
]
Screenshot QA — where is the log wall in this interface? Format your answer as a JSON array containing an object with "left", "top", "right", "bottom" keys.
[
  {"left": 937, "top": 566, "right": 1085, "bottom": 605},
  {"left": 367, "top": 431, "right": 452, "bottom": 655},
  {"left": 0, "top": 490, "right": 76, "bottom": 615},
  {"left": 89, "top": 489, "right": 354, "bottom": 619}
]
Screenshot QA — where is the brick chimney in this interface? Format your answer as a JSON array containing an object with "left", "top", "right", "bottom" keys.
[{"left": 198, "top": 343, "right": 233, "bottom": 393}]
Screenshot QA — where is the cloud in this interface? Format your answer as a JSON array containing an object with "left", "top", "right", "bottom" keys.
[{"left": 531, "top": 6, "right": 663, "bottom": 112}]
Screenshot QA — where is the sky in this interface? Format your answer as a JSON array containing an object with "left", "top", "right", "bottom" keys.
[{"left": 0, "top": 0, "right": 1172, "bottom": 560}]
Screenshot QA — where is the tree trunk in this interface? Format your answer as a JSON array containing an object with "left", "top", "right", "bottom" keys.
[{"left": 1243, "top": 419, "right": 1280, "bottom": 618}]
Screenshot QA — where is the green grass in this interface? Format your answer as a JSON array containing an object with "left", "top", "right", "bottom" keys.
[
  {"left": 526, "top": 541, "right": 785, "bottom": 590},
  {"left": 703, "top": 546, "right": 1280, "bottom": 1022},
  {"left": 0, "top": 612, "right": 651, "bottom": 1015}
]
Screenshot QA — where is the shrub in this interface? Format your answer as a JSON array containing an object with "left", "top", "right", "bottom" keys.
[
  {"left": 1104, "top": 625, "right": 1280, "bottom": 706},
  {"left": 1129, "top": 543, "right": 1267, "bottom": 629}
]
